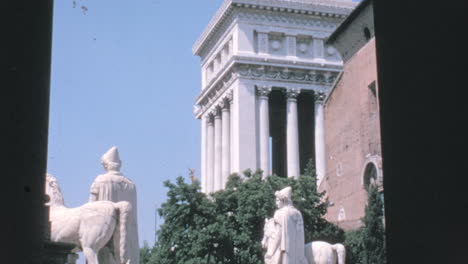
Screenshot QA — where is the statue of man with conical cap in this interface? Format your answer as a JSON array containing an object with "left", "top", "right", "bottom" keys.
[
  {"left": 266, "top": 186, "right": 307, "bottom": 264},
  {"left": 89, "top": 146, "right": 139, "bottom": 264}
]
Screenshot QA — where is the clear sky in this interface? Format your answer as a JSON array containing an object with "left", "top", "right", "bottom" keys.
[{"left": 48, "top": 0, "right": 225, "bottom": 260}]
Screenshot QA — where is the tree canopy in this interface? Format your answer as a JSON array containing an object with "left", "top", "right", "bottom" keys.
[{"left": 148, "top": 161, "right": 344, "bottom": 264}]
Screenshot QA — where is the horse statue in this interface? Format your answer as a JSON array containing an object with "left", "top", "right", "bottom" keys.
[
  {"left": 45, "top": 173, "right": 133, "bottom": 264},
  {"left": 262, "top": 218, "right": 346, "bottom": 264}
]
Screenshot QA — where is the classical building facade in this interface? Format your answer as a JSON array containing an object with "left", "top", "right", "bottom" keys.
[
  {"left": 320, "top": 0, "right": 382, "bottom": 230},
  {"left": 193, "top": 0, "right": 357, "bottom": 193}
]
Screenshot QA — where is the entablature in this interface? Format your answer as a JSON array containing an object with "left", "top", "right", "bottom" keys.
[
  {"left": 194, "top": 59, "right": 341, "bottom": 119},
  {"left": 203, "top": 53, "right": 342, "bottom": 92}
]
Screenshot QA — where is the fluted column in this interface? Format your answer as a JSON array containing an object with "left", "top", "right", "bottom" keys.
[
  {"left": 201, "top": 115, "right": 207, "bottom": 193},
  {"left": 314, "top": 91, "right": 326, "bottom": 187},
  {"left": 257, "top": 86, "right": 271, "bottom": 177},
  {"left": 206, "top": 114, "right": 215, "bottom": 193},
  {"left": 286, "top": 88, "right": 300, "bottom": 178},
  {"left": 221, "top": 97, "right": 231, "bottom": 189},
  {"left": 214, "top": 107, "right": 222, "bottom": 191}
]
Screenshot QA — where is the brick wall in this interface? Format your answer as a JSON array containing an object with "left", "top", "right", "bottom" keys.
[{"left": 320, "top": 38, "right": 381, "bottom": 230}]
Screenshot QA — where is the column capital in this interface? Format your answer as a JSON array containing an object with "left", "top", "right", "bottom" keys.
[
  {"left": 211, "top": 107, "right": 222, "bottom": 118},
  {"left": 314, "top": 91, "right": 326, "bottom": 104},
  {"left": 220, "top": 91, "right": 233, "bottom": 110},
  {"left": 220, "top": 100, "right": 230, "bottom": 111},
  {"left": 256, "top": 85, "right": 272, "bottom": 98},
  {"left": 285, "top": 88, "right": 300, "bottom": 100},
  {"left": 206, "top": 113, "right": 214, "bottom": 125},
  {"left": 226, "top": 90, "right": 233, "bottom": 102}
]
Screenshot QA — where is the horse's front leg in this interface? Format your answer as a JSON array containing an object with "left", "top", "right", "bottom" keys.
[{"left": 83, "top": 247, "right": 99, "bottom": 264}]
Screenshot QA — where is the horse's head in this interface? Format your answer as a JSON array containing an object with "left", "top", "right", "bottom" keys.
[{"left": 45, "top": 173, "right": 65, "bottom": 207}]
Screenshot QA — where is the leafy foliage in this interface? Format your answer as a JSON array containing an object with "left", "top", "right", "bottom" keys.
[
  {"left": 344, "top": 229, "right": 364, "bottom": 264},
  {"left": 361, "top": 184, "right": 386, "bottom": 264},
  {"left": 140, "top": 241, "right": 152, "bottom": 264},
  {"left": 149, "top": 160, "right": 344, "bottom": 264},
  {"left": 344, "top": 184, "right": 386, "bottom": 264}
]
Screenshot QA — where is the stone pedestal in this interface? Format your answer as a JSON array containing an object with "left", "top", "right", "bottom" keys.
[
  {"left": 43, "top": 202, "right": 77, "bottom": 264},
  {"left": 43, "top": 241, "right": 77, "bottom": 264}
]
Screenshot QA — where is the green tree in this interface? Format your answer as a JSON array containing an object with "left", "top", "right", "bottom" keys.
[
  {"left": 149, "top": 177, "right": 216, "bottom": 264},
  {"left": 140, "top": 241, "right": 152, "bottom": 264},
  {"left": 361, "top": 184, "right": 386, "bottom": 264},
  {"left": 344, "top": 184, "right": 386, "bottom": 264},
  {"left": 150, "top": 160, "right": 344, "bottom": 263},
  {"left": 344, "top": 229, "right": 364, "bottom": 264}
]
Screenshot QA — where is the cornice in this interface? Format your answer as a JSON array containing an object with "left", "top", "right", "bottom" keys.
[
  {"left": 233, "top": 55, "right": 343, "bottom": 71},
  {"left": 193, "top": 0, "right": 357, "bottom": 57},
  {"left": 193, "top": 0, "right": 234, "bottom": 56},
  {"left": 203, "top": 54, "right": 342, "bottom": 92}
]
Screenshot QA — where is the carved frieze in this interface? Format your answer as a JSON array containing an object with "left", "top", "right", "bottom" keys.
[
  {"left": 268, "top": 33, "right": 286, "bottom": 56},
  {"left": 296, "top": 36, "right": 312, "bottom": 58},
  {"left": 236, "top": 64, "right": 338, "bottom": 84}
]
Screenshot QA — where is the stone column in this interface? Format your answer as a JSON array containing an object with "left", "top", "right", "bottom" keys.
[
  {"left": 257, "top": 85, "right": 271, "bottom": 177},
  {"left": 221, "top": 97, "right": 231, "bottom": 189},
  {"left": 206, "top": 114, "right": 215, "bottom": 193},
  {"left": 314, "top": 91, "right": 326, "bottom": 187},
  {"left": 214, "top": 107, "right": 222, "bottom": 191},
  {"left": 286, "top": 88, "right": 300, "bottom": 178},
  {"left": 201, "top": 115, "right": 207, "bottom": 193},
  {"left": 229, "top": 91, "right": 235, "bottom": 174}
]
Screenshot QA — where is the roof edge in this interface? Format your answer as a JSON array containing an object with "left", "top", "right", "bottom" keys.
[
  {"left": 326, "top": 0, "right": 370, "bottom": 45},
  {"left": 193, "top": 0, "right": 358, "bottom": 57}
]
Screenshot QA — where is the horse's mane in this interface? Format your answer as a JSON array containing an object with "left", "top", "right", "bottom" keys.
[{"left": 46, "top": 173, "right": 65, "bottom": 206}]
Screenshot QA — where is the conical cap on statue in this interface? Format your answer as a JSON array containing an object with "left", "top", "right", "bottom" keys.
[
  {"left": 275, "top": 186, "right": 292, "bottom": 200},
  {"left": 101, "top": 146, "right": 121, "bottom": 164}
]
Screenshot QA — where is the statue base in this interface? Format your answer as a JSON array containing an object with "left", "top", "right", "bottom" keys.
[{"left": 42, "top": 241, "right": 77, "bottom": 264}]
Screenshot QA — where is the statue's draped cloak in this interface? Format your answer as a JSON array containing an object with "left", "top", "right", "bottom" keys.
[
  {"left": 90, "top": 171, "right": 139, "bottom": 264},
  {"left": 273, "top": 205, "right": 307, "bottom": 264}
]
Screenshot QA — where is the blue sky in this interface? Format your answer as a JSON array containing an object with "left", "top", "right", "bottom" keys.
[{"left": 48, "top": 0, "right": 225, "bottom": 257}]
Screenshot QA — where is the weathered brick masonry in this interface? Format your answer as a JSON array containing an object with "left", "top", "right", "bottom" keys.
[{"left": 320, "top": 37, "right": 381, "bottom": 231}]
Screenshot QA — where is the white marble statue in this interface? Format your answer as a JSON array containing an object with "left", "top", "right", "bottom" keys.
[
  {"left": 45, "top": 173, "right": 133, "bottom": 264},
  {"left": 89, "top": 146, "right": 139, "bottom": 264},
  {"left": 304, "top": 241, "right": 345, "bottom": 264},
  {"left": 263, "top": 218, "right": 346, "bottom": 264},
  {"left": 263, "top": 186, "right": 307, "bottom": 264}
]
